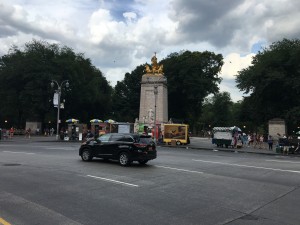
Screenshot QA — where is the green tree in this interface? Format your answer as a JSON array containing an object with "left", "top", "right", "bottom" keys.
[
  {"left": 161, "top": 51, "right": 223, "bottom": 132},
  {"left": 236, "top": 38, "right": 300, "bottom": 133},
  {"left": 210, "top": 92, "right": 233, "bottom": 126},
  {"left": 0, "top": 39, "right": 112, "bottom": 128},
  {"left": 200, "top": 92, "right": 233, "bottom": 128}
]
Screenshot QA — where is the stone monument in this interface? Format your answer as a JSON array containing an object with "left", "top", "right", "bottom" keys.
[
  {"left": 268, "top": 118, "right": 286, "bottom": 140},
  {"left": 138, "top": 53, "right": 168, "bottom": 127}
]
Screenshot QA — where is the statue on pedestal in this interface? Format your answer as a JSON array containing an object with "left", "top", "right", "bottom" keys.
[{"left": 145, "top": 52, "right": 164, "bottom": 74}]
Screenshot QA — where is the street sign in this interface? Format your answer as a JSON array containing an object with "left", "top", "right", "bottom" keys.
[{"left": 53, "top": 93, "right": 58, "bottom": 106}]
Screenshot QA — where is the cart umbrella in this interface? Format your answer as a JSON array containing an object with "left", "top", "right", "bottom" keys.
[
  {"left": 90, "top": 119, "right": 103, "bottom": 123},
  {"left": 105, "top": 119, "right": 115, "bottom": 123},
  {"left": 65, "top": 118, "right": 79, "bottom": 123}
]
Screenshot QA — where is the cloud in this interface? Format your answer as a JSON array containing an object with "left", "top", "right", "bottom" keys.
[
  {"left": 221, "top": 53, "right": 255, "bottom": 80},
  {"left": 219, "top": 53, "right": 254, "bottom": 101},
  {"left": 0, "top": 0, "right": 299, "bottom": 102}
]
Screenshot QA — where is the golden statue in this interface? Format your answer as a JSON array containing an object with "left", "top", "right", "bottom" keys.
[
  {"left": 145, "top": 52, "right": 164, "bottom": 74},
  {"left": 145, "top": 64, "right": 152, "bottom": 73}
]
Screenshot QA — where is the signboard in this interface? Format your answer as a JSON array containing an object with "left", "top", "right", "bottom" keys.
[
  {"left": 53, "top": 93, "right": 58, "bottom": 106},
  {"left": 214, "top": 131, "right": 232, "bottom": 140},
  {"left": 118, "top": 124, "right": 130, "bottom": 133}
]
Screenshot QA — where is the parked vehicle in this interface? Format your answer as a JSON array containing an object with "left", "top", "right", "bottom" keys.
[
  {"left": 278, "top": 137, "right": 300, "bottom": 154},
  {"left": 79, "top": 133, "right": 156, "bottom": 166},
  {"left": 163, "top": 124, "right": 190, "bottom": 145},
  {"left": 212, "top": 126, "right": 241, "bottom": 148}
]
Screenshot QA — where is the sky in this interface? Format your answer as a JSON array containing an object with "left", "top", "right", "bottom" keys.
[{"left": 0, "top": 0, "right": 299, "bottom": 102}]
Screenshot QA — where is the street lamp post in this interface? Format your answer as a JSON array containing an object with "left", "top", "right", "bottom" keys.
[
  {"left": 153, "top": 85, "right": 158, "bottom": 144},
  {"left": 51, "top": 80, "right": 69, "bottom": 140}
]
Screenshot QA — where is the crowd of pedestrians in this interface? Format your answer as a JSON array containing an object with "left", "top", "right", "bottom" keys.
[
  {"left": 237, "top": 132, "right": 300, "bottom": 156},
  {"left": 235, "top": 133, "right": 275, "bottom": 150},
  {"left": 0, "top": 127, "right": 56, "bottom": 139}
]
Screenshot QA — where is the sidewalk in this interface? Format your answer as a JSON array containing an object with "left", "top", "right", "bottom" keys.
[
  {"left": 165, "top": 137, "right": 300, "bottom": 157},
  {"left": 0, "top": 135, "right": 64, "bottom": 143}
]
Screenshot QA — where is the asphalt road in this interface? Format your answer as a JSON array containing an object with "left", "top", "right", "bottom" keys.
[{"left": 1, "top": 140, "right": 300, "bottom": 225}]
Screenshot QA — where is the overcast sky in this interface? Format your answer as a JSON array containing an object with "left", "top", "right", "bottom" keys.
[{"left": 1, "top": 0, "right": 299, "bottom": 102}]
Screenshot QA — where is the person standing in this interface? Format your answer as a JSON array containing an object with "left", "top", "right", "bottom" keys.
[
  {"left": 26, "top": 128, "right": 31, "bottom": 139},
  {"left": 253, "top": 133, "right": 258, "bottom": 148},
  {"left": 259, "top": 135, "right": 264, "bottom": 149},
  {"left": 9, "top": 127, "right": 14, "bottom": 138},
  {"left": 267, "top": 135, "right": 273, "bottom": 150},
  {"left": 50, "top": 128, "right": 54, "bottom": 136},
  {"left": 248, "top": 134, "right": 253, "bottom": 147}
]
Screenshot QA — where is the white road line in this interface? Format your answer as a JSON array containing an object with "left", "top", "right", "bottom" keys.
[
  {"left": 45, "top": 147, "right": 75, "bottom": 151},
  {"left": 3, "top": 151, "right": 35, "bottom": 155},
  {"left": 193, "top": 159, "right": 300, "bottom": 174},
  {"left": 86, "top": 175, "right": 139, "bottom": 187},
  {"left": 266, "top": 160, "right": 300, "bottom": 164},
  {"left": 155, "top": 165, "right": 203, "bottom": 174}
]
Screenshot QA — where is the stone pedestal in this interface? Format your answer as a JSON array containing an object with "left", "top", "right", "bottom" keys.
[
  {"left": 139, "top": 74, "right": 168, "bottom": 126},
  {"left": 268, "top": 118, "right": 286, "bottom": 140}
]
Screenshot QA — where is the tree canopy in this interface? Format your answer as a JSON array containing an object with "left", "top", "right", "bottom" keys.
[
  {"left": 0, "top": 40, "right": 112, "bottom": 128},
  {"left": 161, "top": 50, "right": 223, "bottom": 131},
  {"left": 235, "top": 38, "right": 300, "bottom": 132}
]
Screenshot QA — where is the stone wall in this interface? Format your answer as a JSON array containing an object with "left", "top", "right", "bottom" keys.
[{"left": 268, "top": 118, "right": 286, "bottom": 140}]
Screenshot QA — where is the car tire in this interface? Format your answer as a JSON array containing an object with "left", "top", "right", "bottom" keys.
[
  {"left": 119, "top": 152, "right": 131, "bottom": 166},
  {"left": 176, "top": 141, "right": 181, "bottom": 145},
  {"left": 81, "top": 149, "right": 93, "bottom": 161},
  {"left": 138, "top": 160, "right": 148, "bottom": 165}
]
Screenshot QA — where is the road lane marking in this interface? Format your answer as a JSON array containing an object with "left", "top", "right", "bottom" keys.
[
  {"left": 45, "top": 147, "right": 75, "bottom": 151},
  {"left": 3, "top": 151, "right": 35, "bottom": 155},
  {"left": 86, "top": 175, "right": 139, "bottom": 187},
  {"left": 192, "top": 159, "right": 300, "bottom": 174},
  {"left": 266, "top": 160, "right": 300, "bottom": 164},
  {"left": 0, "top": 218, "right": 12, "bottom": 225},
  {"left": 155, "top": 165, "right": 203, "bottom": 174}
]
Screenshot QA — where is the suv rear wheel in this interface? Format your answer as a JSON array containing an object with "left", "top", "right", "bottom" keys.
[
  {"left": 81, "top": 149, "right": 93, "bottom": 161},
  {"left": 119, "top": 152, "right": 131, "bottom": 166}
]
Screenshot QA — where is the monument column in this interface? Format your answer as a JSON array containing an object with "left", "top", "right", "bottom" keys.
[
  {"left": 138, "top": 54, "right": 168, "bottom": 128},
  {"left": 139, "top": 74, "right": 168, "bottom": 124}
]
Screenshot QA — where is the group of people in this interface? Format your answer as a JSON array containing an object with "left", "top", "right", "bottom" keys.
[
  {"left": 1, "top": 127, "right": 15, "bottom": 139},
  {"left": 236, "top": 133, "right": 274, "bottom": 150}
]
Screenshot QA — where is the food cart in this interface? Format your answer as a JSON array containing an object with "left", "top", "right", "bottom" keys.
[
  {"left": 163, "top": 124, "right": 190, "bottom": 145},
  {"left": 212, "top": 126, "right": 241, "bottom": 148}
]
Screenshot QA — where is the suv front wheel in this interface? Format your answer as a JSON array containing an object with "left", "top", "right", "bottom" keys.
[{"left": 119, "top": 152, "right": 131, "bottom": 166}]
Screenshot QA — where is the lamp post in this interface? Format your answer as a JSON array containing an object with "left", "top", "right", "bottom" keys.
[
  {"left": 153, "top": 85, "right": 158, "bottom": 144},
  {"left": 51, "top": 80, "right": 69, "bottom": 140}
]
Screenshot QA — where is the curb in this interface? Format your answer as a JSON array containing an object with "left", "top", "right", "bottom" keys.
[{"left": 160, "top": 144, "right": 300, "bottom": 157}]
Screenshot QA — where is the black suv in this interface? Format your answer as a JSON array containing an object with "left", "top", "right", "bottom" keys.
[{"left": 79, "top": 133, "right": 156, "bottom": 166}]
